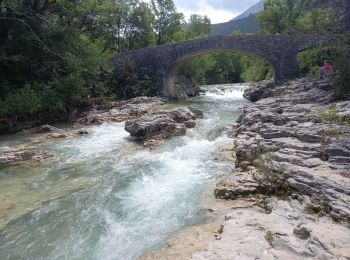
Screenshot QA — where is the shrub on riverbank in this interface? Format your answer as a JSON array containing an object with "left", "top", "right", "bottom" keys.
[
  {"left": 297, "top": 46, "right": 344, "bottom": 77},
  {"left": 297, "top": 44, "right": 350, "bottom": 98},
  {"left": 332, "top": 49, "right": 350, "bottom": 97}
]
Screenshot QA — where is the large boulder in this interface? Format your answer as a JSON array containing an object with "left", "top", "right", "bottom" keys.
[
  {"left": 125, "top": 107, "right": 203, "bottom": 146},
  {"left": 243, "top": 81, "right": 275, "bottom": 102},
  {"left": 76, "top": 96, "right": 165, "bottom": 125},
  {"left": 40, "top": 125, "right": 60, "bottom": 133}
]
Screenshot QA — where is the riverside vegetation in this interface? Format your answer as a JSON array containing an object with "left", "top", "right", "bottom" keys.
[{"left": 0, "top": 0, "right": 269, "bottom": 132}]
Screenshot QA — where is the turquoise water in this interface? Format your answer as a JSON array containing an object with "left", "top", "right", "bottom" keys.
[{"left": 0, "top": 85, "right": 248, "bottom": 260}]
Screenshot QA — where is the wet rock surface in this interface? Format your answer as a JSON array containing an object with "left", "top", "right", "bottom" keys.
[
  {"left": 125, "top": 107, "right": 203, "bottom": 148},
  {"left": 0, "top": 149, "right": 53, "bottom": 164}
]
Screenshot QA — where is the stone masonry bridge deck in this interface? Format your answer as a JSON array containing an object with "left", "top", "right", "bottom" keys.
[{"left": 113, "top": 35, "right": 334, "bottom": 98}]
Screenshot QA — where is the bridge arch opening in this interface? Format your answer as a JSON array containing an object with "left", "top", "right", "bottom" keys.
[{"left": 164, "top": 50, "right": 275, "bottom": 98}]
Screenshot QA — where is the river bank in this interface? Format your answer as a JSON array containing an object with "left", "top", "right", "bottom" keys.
[{"left": 141, "top": 77, "right": 350, "bottom": 259}]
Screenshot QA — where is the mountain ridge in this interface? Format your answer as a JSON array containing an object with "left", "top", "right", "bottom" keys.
[
  {"left": 210, "top": 0, "right": 263, "bottom": 36},
  {"left": 231, "top": 0, "right": 264, "bottom": 21}
]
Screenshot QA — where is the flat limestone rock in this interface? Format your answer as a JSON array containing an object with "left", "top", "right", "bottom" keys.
[{"left": 235, "top": 78, "right": 350, "bottom": 221}]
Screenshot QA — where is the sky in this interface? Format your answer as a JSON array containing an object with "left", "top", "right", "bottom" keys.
[
  {"left": 166, "top": 0, "right": 260, "bottom": 24},
  {"left": 173, "top": 0, "right": 259, "bottom": 24}
]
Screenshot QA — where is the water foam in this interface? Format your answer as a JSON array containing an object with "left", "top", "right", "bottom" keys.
[{"left": 0, "top": 84, "right": 247, "bottom": 260}]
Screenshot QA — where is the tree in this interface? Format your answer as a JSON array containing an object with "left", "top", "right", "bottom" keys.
[
  {"left": 186, "top": 14, "right": 211, "bottom": 39},
  {"left": 0, "top": 0, "right": 113, "bottom": 123},
  {"left": 151, "top": 0, "right": 183, "bottom": 44},
  {"left": 125, "top": 2, "right": 156, "bottom": 49},
  {"left": 296, "top": 8, "right": 340, "bottom": 33},
  {"left": 257, "top": 0, "right": 311, "bottom": 34}
]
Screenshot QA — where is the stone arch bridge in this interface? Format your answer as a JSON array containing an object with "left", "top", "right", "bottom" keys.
[{"left": 113, "top": 35, "right": 334, "bottom": 98}]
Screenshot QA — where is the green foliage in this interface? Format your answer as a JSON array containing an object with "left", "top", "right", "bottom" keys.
[
  {"left": 320, "top": 104, "right": 350, "bottom": 126},
  {"left": 265, "top": 231, "right": 275, "bottom": 247},
  {"left": 255, "top": 153, "right": 290, "bottom": 199},
  {"left": 186, "top": 14, "right": 211, "bottom": 39},
  {"left": 151, "top": 0, "right": 184, "bottom": 45},
  {"left": 0, "top": 85, "right": 40, "bottom": 117},
  {"left": 176, "top": 54, "right": 216, "bottom": 85},
  {"left": 296, "top": 8, "right": 341, "bottom": 33},
  {"left": 176, "top": 52, "right": 273, "bottom": 86},
  {"left": 257, "top": 0, "right": 287, "bottom": 34},
  {"left": 110, "top": 60, "right": 159, "bottom": 99},
  {"left": 297, "top": 46, "right": 344, "bottom": 76},
  {"left": 257, "top": 0, "right": 341, "bottom": 34},
  {"left": 241, "top": 56, "right": 273, "bottom": 82},
  {"left": 332, "top": 49, "right": 350, "bottom": 97},
  {"left": 0, "top": 0, "right": 186, "bottom": 127}
]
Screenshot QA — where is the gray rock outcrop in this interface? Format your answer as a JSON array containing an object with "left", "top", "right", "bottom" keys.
[
  {"left": 125, "top": 107, "right": 203, "bottom": 147},
  {"left": 233, "top": 77, "right": 350, "bottom": 222},
  {"left": 76, "top": 96, "right": 165, "bottom": 125}
]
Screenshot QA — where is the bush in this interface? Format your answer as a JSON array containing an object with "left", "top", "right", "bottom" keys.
[
  {"left": 332, "top": 49, "right": 350, "bottom": 97},
  {"left": 0, "top": 85, "right": 40, "bottom": 118},
  {"left": 298, "top": 46, "right": 344, "bottom": 77},
  {"left": 241, "top": 59, "right": 273, "bottom": 82},
  {"left": 110, "top": 59, "right": 159, "bottom": 99}
]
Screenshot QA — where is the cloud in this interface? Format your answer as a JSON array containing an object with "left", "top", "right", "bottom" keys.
[
  {"left": 141, "top": 0, "right": 260, "bottom": 23},
  {"left": 174, "top": 0, "right": 260, "bottom": 23}
]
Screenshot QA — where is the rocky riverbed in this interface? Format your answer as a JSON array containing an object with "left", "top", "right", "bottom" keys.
[
  {"left": 0, "top": 86, "right": 246, "bottom": 259},
  {"left": 141, "top": 77, "right": 350, "bottom": 259},
  {"left": 1, "top": 79, "right": 349, "bottom": 259},
  {"left": 0, "top": 97, "right": 166, "bottom": 165}
]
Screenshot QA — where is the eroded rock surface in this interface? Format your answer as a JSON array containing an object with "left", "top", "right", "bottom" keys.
[
  {"left": 125, "top": 107, "right": 203, "bottom": 148},
  {"left": 76, "top": 96, "right": 165, "bottom": 125},
  {"left": 235, "top": 77, "right": 350, "bottom": 222},
  {"left": 192, "top": 199, "right": 350, "bottom": 260}
]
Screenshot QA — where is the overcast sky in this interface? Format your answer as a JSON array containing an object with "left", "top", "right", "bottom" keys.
[{"left": 173, "top": 0, "right": 260, "bottom": 24}]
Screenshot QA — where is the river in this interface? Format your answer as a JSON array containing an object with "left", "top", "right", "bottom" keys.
[{"left": 0, "top": 84, "right": 248, "bottom": 260}]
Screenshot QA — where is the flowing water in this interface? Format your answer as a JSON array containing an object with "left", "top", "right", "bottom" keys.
[{"left": 0, "top": 84, "right": 248, "bottom": 260}]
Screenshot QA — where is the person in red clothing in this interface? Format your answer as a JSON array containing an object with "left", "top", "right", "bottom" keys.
[{"left": 319, "top": 59, "right": 333, "bottom": 79}]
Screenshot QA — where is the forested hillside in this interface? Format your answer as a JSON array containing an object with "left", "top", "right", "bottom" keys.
[{"left": 210, "top": 15, "right": 259, "bottom": 36}]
